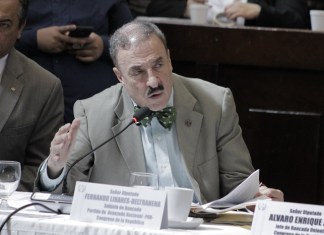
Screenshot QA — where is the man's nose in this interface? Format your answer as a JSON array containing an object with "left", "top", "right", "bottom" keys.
[{"left": 146, "top": 70, "right": 159, "bottom": 88}]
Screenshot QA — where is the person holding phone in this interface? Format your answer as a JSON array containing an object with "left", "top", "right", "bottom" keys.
[
  {"left": 15, "top": 0, "right": 133, "bottom": 123},
  {"left": 67, "top": 26, "right": 95, "bottom": 50}
]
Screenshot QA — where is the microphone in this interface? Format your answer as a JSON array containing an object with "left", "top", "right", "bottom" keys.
[
  {"left": 133, "top": 106, "right": 152, "bottom": 125},
  {"left": 31, "top": 106, "right": 151, "bottom": 213}
]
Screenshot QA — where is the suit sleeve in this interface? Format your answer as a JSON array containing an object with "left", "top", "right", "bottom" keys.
[{"left": 217, "top": 88, "right": 255, "bottom": 196}]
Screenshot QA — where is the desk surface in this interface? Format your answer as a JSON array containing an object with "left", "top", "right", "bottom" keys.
[{"left": 0, "top": 192, "right": 252, "bottom": 235}]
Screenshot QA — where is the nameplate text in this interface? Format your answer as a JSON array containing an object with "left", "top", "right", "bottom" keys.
[
  {"left": 70, "top": 182, "right": 167, "bottom": 229},
  {"left": 252, "top": 200, "right": 324, "bottom": 235}
]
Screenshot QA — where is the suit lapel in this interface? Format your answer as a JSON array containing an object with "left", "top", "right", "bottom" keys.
[
  {"left": 173, "top": 76, "right": 203, "bottom": 175},
  {"left": 112, "top": 89, "right": 146, "bottom": 173},
  {"left": 0, "top": 50, "right": 24, "bottom": 132}
]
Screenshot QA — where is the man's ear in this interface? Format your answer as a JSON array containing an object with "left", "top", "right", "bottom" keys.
[
  {"left": 17, "top": 20, "right": 26, "bottom": 39},
  {"left": 113, "top": 67, "right": 124, "bottom": 84},
  {"left": 167, "top": 49, "right": 173, "bottom": 72}
]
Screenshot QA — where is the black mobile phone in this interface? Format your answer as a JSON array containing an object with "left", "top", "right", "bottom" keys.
[{"left": 69, "top": 26, "right": 94, "bottom": 38}]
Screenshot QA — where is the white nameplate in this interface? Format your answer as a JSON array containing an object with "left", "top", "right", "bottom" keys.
[
  {"left": 70, "top": 181, "right": 167, "bottom": 229},
  {"left": 252, "top": 200, "right": 324, "bottom": 234}
]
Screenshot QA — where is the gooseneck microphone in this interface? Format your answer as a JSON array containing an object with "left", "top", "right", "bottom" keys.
[{"left": 61, "top": 106, "right": 152, "bottom": 194}]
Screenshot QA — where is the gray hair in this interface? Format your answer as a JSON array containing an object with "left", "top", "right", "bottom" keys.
[{"left": 109, "top": 20, "right": 168, "bottom": 67}]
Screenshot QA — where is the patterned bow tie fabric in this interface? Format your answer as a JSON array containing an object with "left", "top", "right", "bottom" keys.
[{"left": 135, "top": 106, "right": 176, "bottom": 130}]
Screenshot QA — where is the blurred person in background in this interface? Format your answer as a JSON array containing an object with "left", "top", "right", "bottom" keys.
[
  {"left": 306, "top": 0, "right": 324, "bottom": 10},
  {"left": 15, "top": 0, "right": 133, "bottom": 123},
  {"left": 128, "top": 0, "right": 152, "bottom": 17},
  {"left": 146, "top": 0, "right": 310, "bottom": 29},
  {"left": 223, "top": 0, "right": 310, "bottom": 29},
  {"left": 0, "top": 0, "right": 64, "bottom": 191},
  {"left": 147, "top": 0, "right": 207, "bottom": 18}
]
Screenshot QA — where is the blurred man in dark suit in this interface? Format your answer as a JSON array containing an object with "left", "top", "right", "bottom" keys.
[
  {"left": 15, "top": 0, "right": 133, "bottom": 123},
  {"left": 0, "top": 0, "right": 64, "bottom": 191}
]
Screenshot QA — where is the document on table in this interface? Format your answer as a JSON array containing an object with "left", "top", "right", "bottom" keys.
[
  {"left": 191, "top": 170, "right": 269, "bottom": 214},
  {"left": 210, "top": 211, "right": 254, "bottom": 226}
]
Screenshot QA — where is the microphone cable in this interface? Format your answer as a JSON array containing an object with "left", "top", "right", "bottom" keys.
[
  {"left": 61, "top": 120, "right": 133, "bottom": 193},
  {"left": 0, "top": 202, "right": 62, "bottom": 232}
]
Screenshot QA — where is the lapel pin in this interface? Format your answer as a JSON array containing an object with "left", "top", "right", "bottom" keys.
[{"left": 185, "top": 119, "right": 192, "bottom": 127}]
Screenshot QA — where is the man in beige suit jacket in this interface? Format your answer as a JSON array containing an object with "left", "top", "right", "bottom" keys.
[
  {"left": 0, "top": 0, "right": 64, "bottom": 191},
  {"left": 38, "top": 21, "right": 283, "bottom": 203}
]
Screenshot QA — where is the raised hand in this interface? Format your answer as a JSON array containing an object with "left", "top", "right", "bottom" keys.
[{"left": 47, "top": 119, "right": 80, "bottom": 178}]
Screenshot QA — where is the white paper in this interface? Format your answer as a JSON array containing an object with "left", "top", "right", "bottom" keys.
[
  {"left": 205, "top": 169, "right": 259, "bottom": 208},
  {"left": 192, "top": 170, "right": 262, "bottom": 214}
]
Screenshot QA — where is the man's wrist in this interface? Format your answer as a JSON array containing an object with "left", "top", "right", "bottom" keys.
[
  {"left": 47, "top": 165, "right": 64, "bottom": 179},
  {"left": 47, "top": 156, "right": 66, "bottom": 179},
  {"left": 39, "top": 158, "right": 66, "bottom": 191}
]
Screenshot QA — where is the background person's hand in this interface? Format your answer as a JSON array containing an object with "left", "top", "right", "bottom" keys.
[
  {"left": 256, "top": 185, "right": 284, "bottom": 202},
  {"left": 224, "top": 2, "right": 261, "bottom": 20},
  {"left": 47, "top": 119, "right": 80, "bottom": 178},
  {"left": 37, "top": 25, "right": 76, "bottom": 53},
  {"left": 247, "top": 185, "right": 284, "bottom": 211},
  {"left": 68, "top": 32, "right": 104, "bottom": 63}
]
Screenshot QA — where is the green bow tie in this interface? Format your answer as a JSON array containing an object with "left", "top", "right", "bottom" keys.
[{"left": 135, "top": 106, "right": 176, "bottom": 130}]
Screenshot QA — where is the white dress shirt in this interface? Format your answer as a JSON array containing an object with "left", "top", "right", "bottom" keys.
[{"left": 139, "top": 90, "right": 194, "bottom": 192}]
